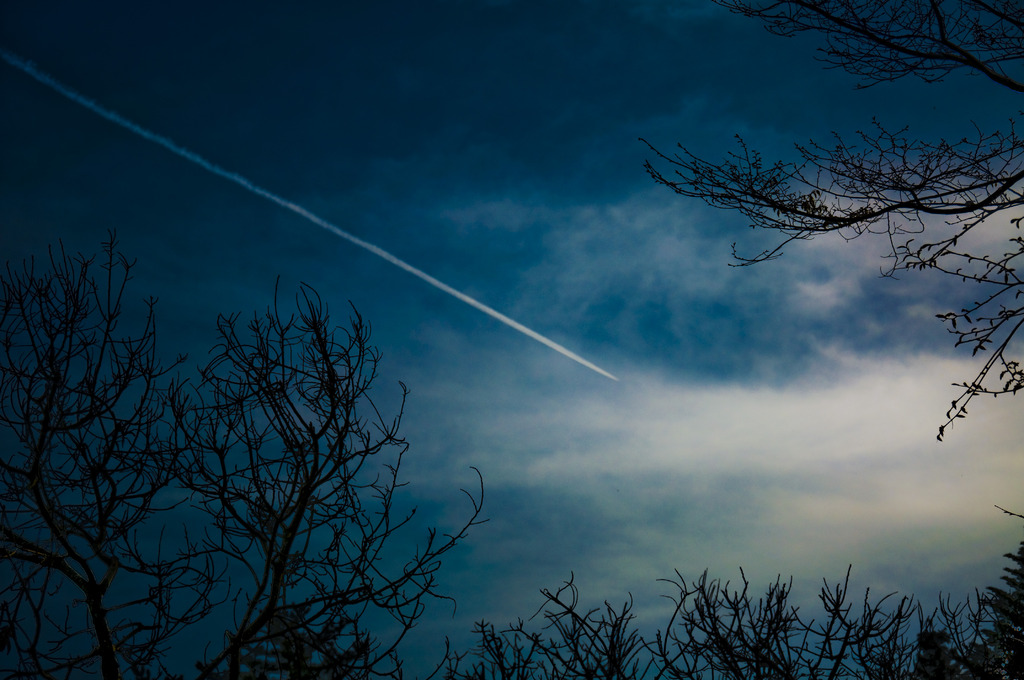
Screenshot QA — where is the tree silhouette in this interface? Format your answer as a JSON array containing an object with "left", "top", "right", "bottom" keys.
[
  {"left": 985, "top": 532, "right": 1024, "bottom": 678},
  {"left": 444, "top": 567, "right": 1005, "bottom": 680},
  {"left": 0, "top": 236, "right": 484, "bottom": 680},
  {"left": 914, "top": 627, "right": 970, "bottom": 680},
  {"left": 642, "top": 0, "right": 1024, "bottom": 439},
  {"left": 651, "top": 566, "right": 925, "bottom": 680},
  {"left": 445, "top": 574, "right": 652, "bottom": 680}
]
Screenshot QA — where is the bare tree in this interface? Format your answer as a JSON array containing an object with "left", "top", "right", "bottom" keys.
[
  {"left": 0, "top": 239, "right": 208, "bottom": 679},
  {"left": 642, "top": 0, "right": 1024, "bottom": 439},
  {"left": 173, "top": 283, "right": 484, "bottom": 680},
  {"left": 652, "top": 567, "right": 925, "bottom": 680},
  {"left": 448, "top": 566, "right": 1005, "bottom": 680},
  {"left": 0, "top": 236, "right": 484, "bottom": 680},
  {"left": 445, "top": 574, "right": 652, "bottom": 680}
]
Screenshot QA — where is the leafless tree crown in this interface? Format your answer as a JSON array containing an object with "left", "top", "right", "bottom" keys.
[
  {"left": 445, "top": 565, "right": 1007, "bottom": 680},
  {"left": 643, "top": 0, "right": 1024, "bottom": 438},
  {"left": 0, "top": 237, "right": 484, "bottom": 680}
]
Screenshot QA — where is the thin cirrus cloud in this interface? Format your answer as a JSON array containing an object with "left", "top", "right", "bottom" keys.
[{"left": 0, "top": 48, "right": 618, "bottom": 383}]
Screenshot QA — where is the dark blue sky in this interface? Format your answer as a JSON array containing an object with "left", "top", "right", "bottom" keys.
[{"left": 2, "top": 0, "right": 1022, "bottom": 673}]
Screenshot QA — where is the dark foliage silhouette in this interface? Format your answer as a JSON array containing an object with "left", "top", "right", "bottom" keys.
[
  {"left": 984, "top": 532, "right": 1024, "bottom": 678},
  {"left": 0, "top": 237, "right": 484, "bottom": 680},
  {"left": 642, "top": 0, "right": 1024, "bottom": 439}
]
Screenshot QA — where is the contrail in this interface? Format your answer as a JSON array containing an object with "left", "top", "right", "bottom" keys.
[{"left": 1, "top": 49, "right": 618, "bottom": 381}]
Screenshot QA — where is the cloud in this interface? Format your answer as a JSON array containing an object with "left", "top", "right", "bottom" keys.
[
  {"left": 431, "top": 189, "right": 965, "bottom": 386},
  {"left": 399, "top": 342, "right": 1023, "bottom": 625}
]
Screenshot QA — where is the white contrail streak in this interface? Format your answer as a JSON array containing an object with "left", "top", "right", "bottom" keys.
[{"left": 1, "top": 49, "right": 618, "bottom": 381}]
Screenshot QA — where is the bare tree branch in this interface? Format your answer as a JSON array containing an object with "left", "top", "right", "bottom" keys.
[
  {"left": 644, "top": 0, "right": 1024, "bottom": 438},
  {"left": 0, "top": 234, "right": 208, "bottom": 679},
  {"left": 0, "top": 238, "right": 485, "bottom": 680},
  {"left": 714, "top": 0, "right": 1024, "bottom": 91}
]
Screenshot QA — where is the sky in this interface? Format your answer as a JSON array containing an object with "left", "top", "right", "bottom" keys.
[{"left": 2, "top": 0, "right": 1023, "bottom": 674}]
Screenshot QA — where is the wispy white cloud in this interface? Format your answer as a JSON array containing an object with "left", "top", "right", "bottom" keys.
[
  {"left": 434, "top": 189, "right": 960, "bottom": 384},
  {"left": 401, "top": 342, "right": 1023, "bottom": 630}
]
